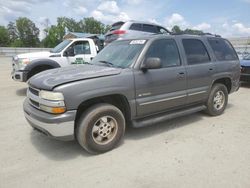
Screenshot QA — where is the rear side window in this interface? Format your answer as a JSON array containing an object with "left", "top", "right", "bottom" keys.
[
  {"left": 145, "top": 39, "right": 181, "bottom": 68},
  {"left": 182, "top": 39, "right": 210, "bottom": 65},
  {"left": 208, "top": 38, "right": 238, "bottom": 61},
  {"left": 142, "top": 24, "right": 157, "bottom": 33},
  {"left": 129, "top": 23, "right": 142, "bottom": 31}
]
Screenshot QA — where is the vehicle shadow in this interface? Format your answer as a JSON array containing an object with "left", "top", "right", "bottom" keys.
[
  {"left": 29, "top": 111, "right": 214, "bottom": 160},
  {"left": 16, "top": 87, "right": 27, "bottom": 96},
  {"left": 125, "top": 112, "right": 204, "bottom": 141},
  {"left": 30, "top": 131, "right": 91, "bottom": 160}
]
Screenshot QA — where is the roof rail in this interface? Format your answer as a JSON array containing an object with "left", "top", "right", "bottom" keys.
[{"left": 170, "top": 32, "right": 221, "bottom": 37}]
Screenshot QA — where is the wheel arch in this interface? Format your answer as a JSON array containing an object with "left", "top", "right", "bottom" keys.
[
  {"left": 75, "top": 94, "right": 131, "bottom": 132},
  {"left": 25, "top": 59, "right": 61, "bottom": 79},
  {"left": 212, "top": 77, "right": 232, "bottom": 93}
]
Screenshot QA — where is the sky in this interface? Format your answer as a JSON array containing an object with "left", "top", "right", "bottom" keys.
[{"left": 0, "top": 0, "right": 250, "bottom": 38}]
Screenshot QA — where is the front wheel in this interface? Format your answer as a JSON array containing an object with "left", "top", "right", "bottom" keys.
[
  {"left": 76, "top": 103, "right": 125, "bottom": 154},
  {"left": 205, "top": 83, "right": 228, "bottom": 116}
]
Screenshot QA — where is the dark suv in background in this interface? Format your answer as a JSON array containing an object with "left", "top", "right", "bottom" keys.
[{"left": 104, "top": 20, "right": 170, "bottom": 45}]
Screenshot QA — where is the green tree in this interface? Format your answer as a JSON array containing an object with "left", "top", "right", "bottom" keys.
[
  {"left": 15, "top": 17, "right": 40, "bottom": 47},
  {"left": 171, "top": 25, "right": 183, "bottom": 34},
  {"left": 80, "top": 17, "right": 106, "bottom": 34},
  {"left": 42, "top": 25, "right": 62, "bottom": 48},
  {"left": 7, "top": 21, "right": 18, "bottom": 44},
  {"left": 0, "top": 26, "right": 10, "bottom": 47}
]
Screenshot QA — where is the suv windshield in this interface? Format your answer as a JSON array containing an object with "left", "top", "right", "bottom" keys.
[
  {"left": 50, "top": 40, "right": 72, "bottom": 53},
  {"left": 91, "top": 40, "right": 146, "bottom": 68}
]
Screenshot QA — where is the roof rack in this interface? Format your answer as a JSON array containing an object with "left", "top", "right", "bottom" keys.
[{"left": 170, "top": 32, "right": 221, "bottom": 37}]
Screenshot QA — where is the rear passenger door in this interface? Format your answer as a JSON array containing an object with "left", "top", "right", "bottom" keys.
[
  {"left": 135, "top": 39, "right": 187, "bottom": 117},
  {"left": 181, "top": 38, "right": 215, "bottom": 104}
]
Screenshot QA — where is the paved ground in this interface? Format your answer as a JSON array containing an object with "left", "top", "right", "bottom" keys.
[{"left": 0, "top": 57, "right": 250, "bottom": 188}]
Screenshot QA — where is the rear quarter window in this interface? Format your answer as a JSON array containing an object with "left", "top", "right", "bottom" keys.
[{"left": 208, "top": 38, "right": 238, "bottom": 61}]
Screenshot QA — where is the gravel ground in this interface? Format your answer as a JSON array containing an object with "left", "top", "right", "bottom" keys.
[{"left": 0, "top": 57, "right": 250, "bottom": 188}]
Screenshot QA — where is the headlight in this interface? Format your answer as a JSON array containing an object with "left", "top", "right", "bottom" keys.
[
  {"left": 39, "top": 90, "right": 64, "bottom": 101},
  {"left": 18, "top": 58, "right": 31, "bottom": 69},
  {"left": 20, "top": 58, "right": 31, "bottom": 65},
  {"left": 39, "top": 90, "right": 66, "bottom": 114}
]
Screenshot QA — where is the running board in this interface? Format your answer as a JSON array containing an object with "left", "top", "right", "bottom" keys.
[{"left": 132, "top": 105, "right": 206, "bottom": 128}]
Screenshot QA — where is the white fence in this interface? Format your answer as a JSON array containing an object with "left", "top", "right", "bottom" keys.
[{"left": 0, "top": 47, "right": 52, "bottom": 57}]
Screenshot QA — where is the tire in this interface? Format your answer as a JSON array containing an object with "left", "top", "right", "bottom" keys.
[
  {"left": 76, "top": 103, "right": 125, "bottom": 154},
  {"left": 205, "top": 83, "right": 228, "bottom": 116}
]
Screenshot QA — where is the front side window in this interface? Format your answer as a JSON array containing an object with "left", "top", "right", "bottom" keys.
[
  {"left": 145, "top": 39, "right": 181, "bottom": 68},
  {"left": 208, "top": 38, "right": 238, "bottom": 61},
  {"left": 71, "top": 41, "right": 90, "bottom": 55},
  {"left": 182, "top": 39, "right": 210, "bottom": 65}
]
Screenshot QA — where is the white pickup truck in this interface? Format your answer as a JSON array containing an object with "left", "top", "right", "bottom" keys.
[{"left": 11, "top": 38, "right": 101, "bottom": 82}]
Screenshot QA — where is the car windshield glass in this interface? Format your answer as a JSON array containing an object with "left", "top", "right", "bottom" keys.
[
  {"left": 50, "top": 40, "right": 72, "bottom": 53},
  {"left": 91, "top": 40, "right": 146, "bottom": 68},
  {"left": 243, "top": 54, "right": 250, "bottom": 60}
]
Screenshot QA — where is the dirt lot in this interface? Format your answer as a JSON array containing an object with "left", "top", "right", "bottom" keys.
[{"left": 0, "top": 57, "right": 250, "bottom": 188}]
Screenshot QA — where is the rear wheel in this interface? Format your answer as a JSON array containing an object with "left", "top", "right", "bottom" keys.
[
  {"left": 206, "top": 84, "right": 228, "bottom": 116},
  {"left": 76, "top": 103, "right": 125, "bottom": 154}
]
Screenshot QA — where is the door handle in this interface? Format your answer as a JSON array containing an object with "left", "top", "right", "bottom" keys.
[{"left": 177, "top": 72, "right": 185, "bottom": 79}]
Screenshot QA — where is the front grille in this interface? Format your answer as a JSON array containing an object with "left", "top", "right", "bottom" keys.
[
  {"left": 30, "top": 99, "right": 39, "bottom": 108},
  {"left": 241, "top": 66, "right": 250, "bottom": 74},
  {"left": 29, "top": 87, "right": 39, "bottom": 96},
  {"left": 27, "top": 86, "right": 40, "bottom": 110}
]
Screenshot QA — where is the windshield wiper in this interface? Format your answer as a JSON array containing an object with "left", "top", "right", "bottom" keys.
[{"left": 98, "top": 60, "right": 114, "bottom": 67}]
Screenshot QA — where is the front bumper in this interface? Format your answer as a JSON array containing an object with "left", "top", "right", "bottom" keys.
[
  {"left": 11, "top": 70, "right": 28, "bottom": 82},
  {"left": 23, "top": 98, "right": 76, "bottom": 141}
]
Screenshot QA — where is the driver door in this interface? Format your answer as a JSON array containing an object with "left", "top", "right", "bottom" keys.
[{"left": 134, "top": 39, "right": 187, "bottom": 117}]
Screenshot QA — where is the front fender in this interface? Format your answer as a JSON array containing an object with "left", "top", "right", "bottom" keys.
[{"left": 24, "top": 59, "right": 61, "bottom": 71}]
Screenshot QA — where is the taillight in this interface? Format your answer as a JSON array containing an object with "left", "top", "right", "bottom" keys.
[{"left": 112, "top": 30, "right": 126, "bottom": 35}]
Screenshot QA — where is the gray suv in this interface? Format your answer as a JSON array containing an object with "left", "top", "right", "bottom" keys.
[
  {"left": 104, "top": 20, "right": 170, "bottom": 45},
  {"left": 23, "top": 34, "right": 240, "bottom": 154}
]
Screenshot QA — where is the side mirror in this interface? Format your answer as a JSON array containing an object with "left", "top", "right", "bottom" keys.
[
  {"left": 64, "top": 47, "right": 75, "bottom": 57},
  {"left": 141, "top": 57, "right": 161, "bottom": 71}
]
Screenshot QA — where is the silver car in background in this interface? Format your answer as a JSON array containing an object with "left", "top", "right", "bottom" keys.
[{"left": 104, "top": 20, "right": 170, "bottom": 45}]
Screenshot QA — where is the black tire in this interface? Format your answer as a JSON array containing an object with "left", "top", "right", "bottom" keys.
[
  {"left": 205, "top": 83, "right": 228, "bottom": 116},
  {"left": 76, "top": 103, "right": 125, "bottom": 154}
]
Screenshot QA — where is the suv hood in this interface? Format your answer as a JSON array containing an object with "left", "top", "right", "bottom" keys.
[{"left": 29, "top": 65, "right": 122, "bottom": 90}]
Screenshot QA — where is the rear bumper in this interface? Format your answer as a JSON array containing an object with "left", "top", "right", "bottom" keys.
[{"left": 23, "top": 98, "right": 76, "bottom": 141}]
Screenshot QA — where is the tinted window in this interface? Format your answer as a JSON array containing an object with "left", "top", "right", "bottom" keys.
[
  {"left": 142, "top": 24, "right": 157, "bottom": 33},
  {"left": 145, "top": 39, "right": 181, "bottom": 68},
  {"left": 208, "top": 38, "right": 238, "bottom": 61},
  {"left": 129, "top": 23, "right": 142, "bottom": 31},
  {"left": 71, "top": 41, "right": 90, "bottom": 55},
  {"left": 182, "top": 39, "right": 210, "bottom": 65}
]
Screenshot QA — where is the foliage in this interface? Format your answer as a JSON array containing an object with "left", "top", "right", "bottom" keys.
[
  {"left": 0, "top": 26, "right": 10, "bottom": 47},
  {"left": 171, "top": 25, "right": 204, "bottom": 35}
]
